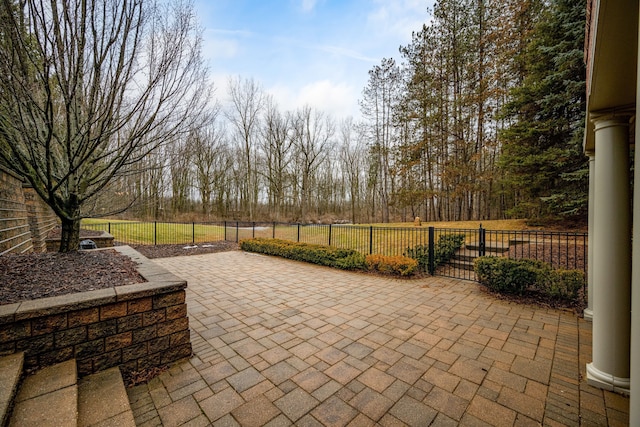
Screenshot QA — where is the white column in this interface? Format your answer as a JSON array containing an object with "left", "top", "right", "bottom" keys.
[
  {"left": 632, "top": 117, "right": 640, "bottom": 424},
  {"left": 586, "top": 115, "right": 632, "bottom": 394},
  {"left": 584, "top": 150, "right": 595, "bottom": 320},
  {"left": 631, "top": 12, "right": 640, "bottom": 420}
]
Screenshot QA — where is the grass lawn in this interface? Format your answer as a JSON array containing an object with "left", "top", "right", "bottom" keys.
[{"left": 80, "top": 218, "right": 570, "bottom": 254}]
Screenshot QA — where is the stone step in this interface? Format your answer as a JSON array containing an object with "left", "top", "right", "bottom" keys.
[
  {"left": 0, "top": 352, "right": 24, "bottom": 427},
  {"left": 78, "top": 367, "right": 135, "bottom": 427},
  {"left": 9, "top": 359, "right": 77, "bottom": 427},
  {"left": 5, "top": 357, "right": 135, "bottom": 427},
  {"left": 453, "top": 249, "right": 482, "bottom": 262},
  {"left": 465, "top": 241, "right": 511, "bottom": 253},
  {"left": 447, "top": 259, "right": 476, "bottom": 271}
]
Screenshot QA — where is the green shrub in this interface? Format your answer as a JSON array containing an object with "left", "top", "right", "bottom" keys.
[
  {"left": 240, "top": 238, "right": 366, "bottom": 270},
  {"left": 434, "top": 233, "right": 466, "bottom": 267},
  {"left": 405, "top": 233, "right": 466, "bottom": 272},
  {"left": 404, "top": 245, "right": 429, "bottom": 271},
  {"left": 365, "top": 254, "right": 418, "bottom": 276},
  {"left": 540, "top": 269, "right": 584, "bottom": 300},
  {"left": 474, "top": 256, "right": 584, "bottom": 302}
]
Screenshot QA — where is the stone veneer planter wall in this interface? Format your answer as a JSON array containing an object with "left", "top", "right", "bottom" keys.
[
  {"left": 0, "top": 246, "right": 192, "bottom": 376},
  {"left": 45, "top": 230, "right": 115, "bottom": 252}
]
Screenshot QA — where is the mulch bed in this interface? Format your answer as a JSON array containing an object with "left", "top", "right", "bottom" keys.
[
  {"left": 478, "top": 284, "right": 586, "bottom": 314},
  {"left": 0, "top": 238, "right": 238, "bottom": 305},
  {"left": 0, "top": 250, "right": 145, "bottom": 305},
  {"left": 131, "top": 241, "right": 239, "bottom": 259}
]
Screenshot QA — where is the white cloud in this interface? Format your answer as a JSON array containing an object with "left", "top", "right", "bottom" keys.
[
  {"left": 316, "top": 44, "right": 378, "bottom": 63},
  {"left": 368, "top": 0, "right": 431, "bottom": 43},
  {"left": 208, "top": 29, "right": 254, "bottom": 38},
  {"left": 268, "top": 80, "right": 359, "bottom": 118},
  {"left": 300, "top": 0, "right": 318, "bottom": 13},
  {"left": 201, "top": 29, "right": 247, "bottom": 60}
]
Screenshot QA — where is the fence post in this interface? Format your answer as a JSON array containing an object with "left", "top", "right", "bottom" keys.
[
  {"left": 108, "top": 222, "right": 111, "bottom": 234},
  {"left": 236, "top": 221, "right": 239, "bottom": 243},
  {"left": 154, "top": 221, "right": 157, "bottom": 245},
  {"left": 328, "top": 224, "right": 332, "bottom": 246},
  {"left": 224, "top": 221, "right": 227, "bottom": 241},
  {"left": 273, "top": 222, "right": 276, "bottom": 239},
  {"left": 297, "top": 224, "right": 300, "bottom": 242},
  {"left": 252, "top": 222, "right": 255, "bottom": 238},
  {"left": 192, "top": 222, "right": 195, "bottom": 244},
  {"left": 479, "top": 224, "right": 486, "bottom": 257},
  {"left": 369, "top": 226, "right": 373, "bottom": 254},
  {"left": 428, "top": 226, "right": 435, "bottom": 275}
]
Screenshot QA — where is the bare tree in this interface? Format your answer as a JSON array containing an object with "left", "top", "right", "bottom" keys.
[
  {"left": 168, "top": 137, "right": 192, "bottom": 215},
  {"left": 291, "top": 106, "right": 334, "bottom": 220},
  {"left": 339, "top": 118, "right": 368, "bottom": 224},
  {"left": 189, "top": 107, "right": 229, "bottom": 218},
  {"left": 226, "top": 76, "right": 264, "bottom": 220},
  {"left": 260, "top": 97, "right": 294, "bottom": 220},
  {"left": 0, "top": 0, "right": 210, "bottom": 251},
  {"left": 360, "top": 58, "right": 401, "bottom": 223}
]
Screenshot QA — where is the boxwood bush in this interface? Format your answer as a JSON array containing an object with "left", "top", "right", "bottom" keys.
[
  {"left": 474, "top": 256, "right": 584, "bottom": 301},
  {"left": 405, "top": 233, "right": 466, "bottom": 272},
  {"left": 365, "top": 254, "right": 418, "bottom": 276},
  {"left": 241, "top": 238, "right": 421, "bottom": 277},
  {"left": 240, "top": 238, "right": 367, "bottom": 270}
]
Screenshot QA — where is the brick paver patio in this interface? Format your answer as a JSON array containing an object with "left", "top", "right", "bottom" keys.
[{"left": 127, "top": 251, "right": 629, "bottom": 426}]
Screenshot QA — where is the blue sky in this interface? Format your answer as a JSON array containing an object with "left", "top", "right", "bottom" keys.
[{"left": 194, "top": 0, "right": 431, "bottom": 119}]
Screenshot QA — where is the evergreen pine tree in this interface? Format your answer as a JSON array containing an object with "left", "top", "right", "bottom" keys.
[{"left": 499, "top": 0, "right": 587, "bottom": 219}]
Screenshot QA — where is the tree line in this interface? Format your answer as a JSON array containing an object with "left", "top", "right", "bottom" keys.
[
  {"left": 111, "top": 0, "right": 587, "bottom": 224},
  {"left": 1, "top": 0, "right": 587, "bottom": 254}
]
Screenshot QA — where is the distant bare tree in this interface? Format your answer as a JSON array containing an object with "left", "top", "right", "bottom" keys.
[
  {"left": 189, "top": 107, "right": 229, "bottom": 217},
  {"left": 360, "top": 58, "right": 402, "bottom": 223},
  {"left": 260, "top": 97, "right": 294, "bottom": 220},
  {"left": 0, "top": 0, "right": 210, "bottom": 251},
  {"left": 339, "top": 118, "right": 367, "bottom": 224},
  {"left": 168, "top": 137, "right": 192, "bottom": 215},
  {"left": 291, "top": 106, "right": 334, "bottom": 220},
  {"left": 226, "top": 76, "right": 264, "bottom": 220}
]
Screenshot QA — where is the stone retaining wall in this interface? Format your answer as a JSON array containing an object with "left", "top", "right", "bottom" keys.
[
  {"left": 23, "top": 187, "right": 57, "bottom": 252},
  {"left": 0, "top": 168, "right": 32, "bottom": 254},
  {"left": 0, "top": 167, "right": 56, "bottom": 254},
  {"left": 0, "top": 246, "right": 192, "bottom": 376},
  {"left": 45, "top": 231, "right": 115, "bottom": 252}
]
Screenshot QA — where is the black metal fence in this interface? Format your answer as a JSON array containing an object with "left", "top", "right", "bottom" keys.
[{"left": 83, "top": 221, "right": 587, "bottom": 280}]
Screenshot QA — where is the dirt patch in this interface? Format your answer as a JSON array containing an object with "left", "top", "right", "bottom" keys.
[
  {"left": 0, "top": 250, "right": 145, "bottom": 305},
  {"left": 508, "top": 243, "right": 587, "bottom": 272},
  {"left": 130, "top": 241, "right": 239, "bottom": 259},
  {"left": 478, "top": 284, "right": 587, "bottom": 314}
]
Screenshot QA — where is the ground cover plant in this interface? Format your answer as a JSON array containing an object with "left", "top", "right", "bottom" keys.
[{"left": 474, "top": 256, "right": 584, "bottom": 303}]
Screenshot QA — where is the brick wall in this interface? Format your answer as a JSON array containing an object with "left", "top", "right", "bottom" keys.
[
  {"left": 0, "top": 167, "right": 57, "bottom": 254},
  {"left": 23, "top": 187, "right": 57, "bottom": 252},
  {"left": 0, "top": 246, "right": 192, "bottom": 376},
  {"left": 0, "top": 168, "right": 32, "bottom": 254}
]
